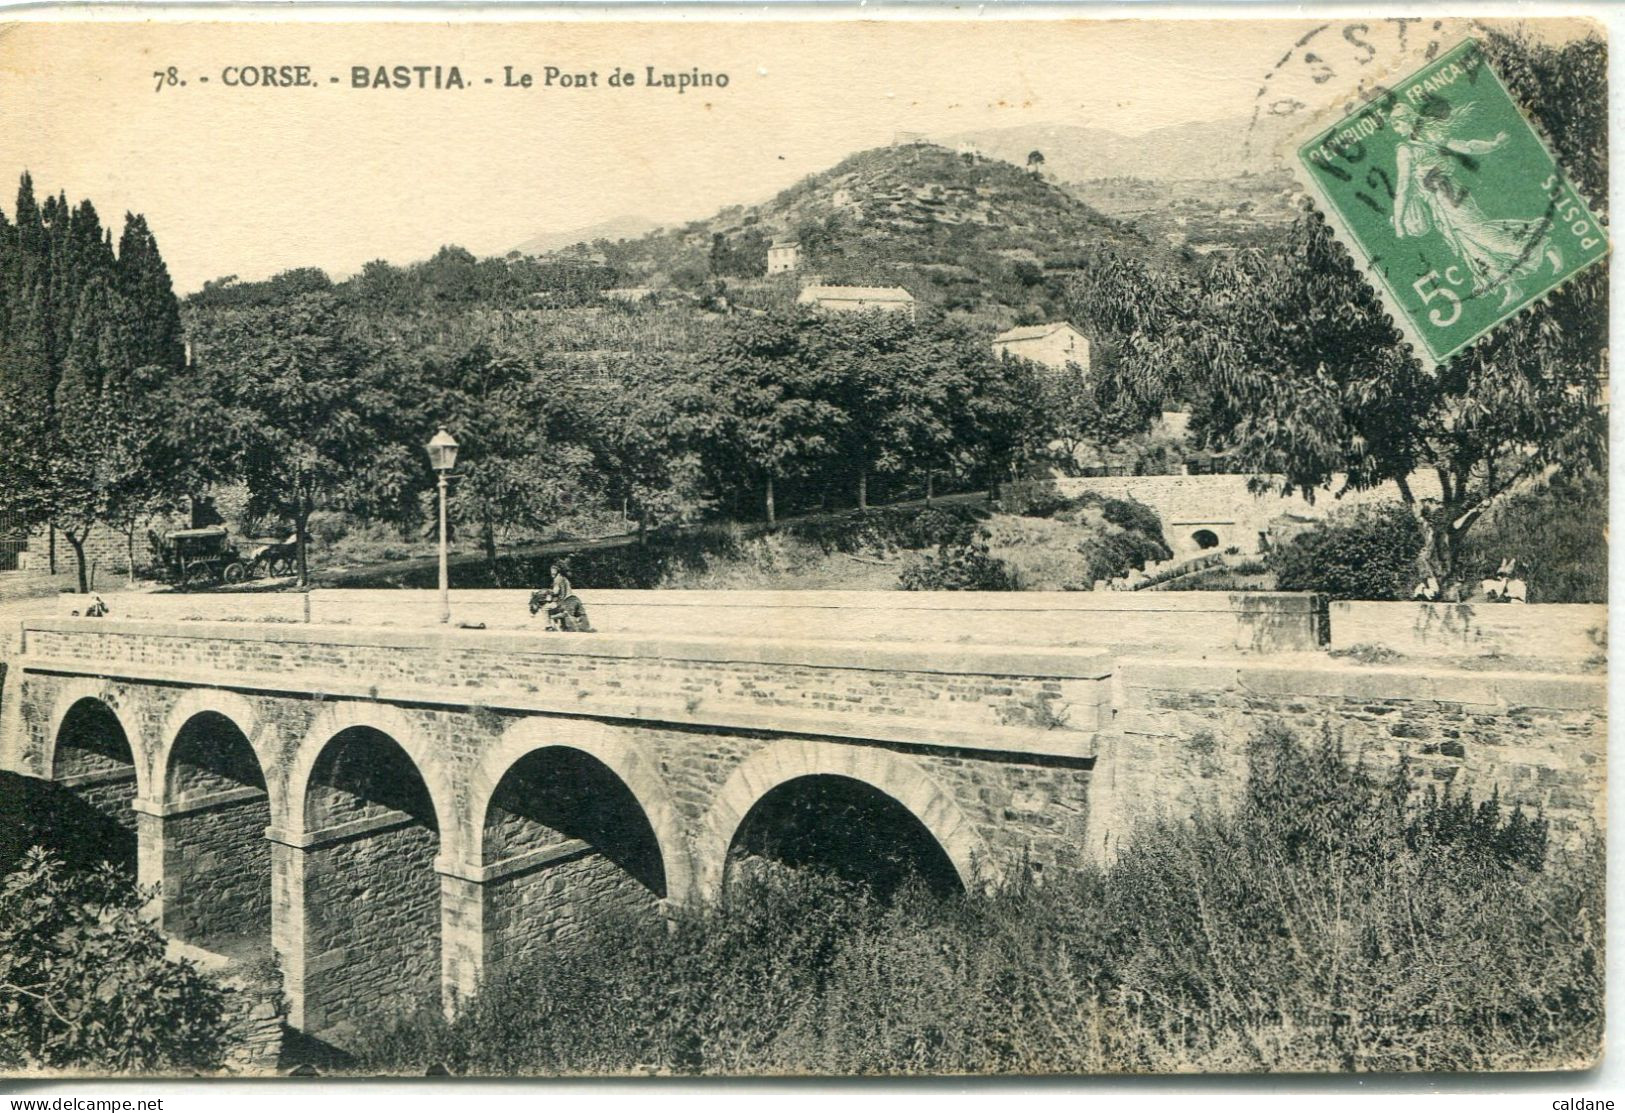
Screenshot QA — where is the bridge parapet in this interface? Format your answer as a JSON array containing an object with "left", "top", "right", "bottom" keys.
[
  {"left": 16, "top": 617, "right": 1112, "bottom": 767},
  {"left": 54, "top": 588, "right": 1330, "bottom": 654}
]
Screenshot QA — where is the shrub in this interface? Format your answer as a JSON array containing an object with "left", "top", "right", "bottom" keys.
[
  {"left": 1097, "top": 496, "right": 1166, "bottom": 548},
  {"left": 1269, "top": 502, "right": 1422, "bottom": 600},
  {"left": 0, "top": 848, "right": 229, "bottom": 1072},
  {"left": 305, "top": 510, "right": 351, "bottom": 551},
  {"left": 785, "top": 504, "right": 982, "bottom": 556},
  {"left": 1459, "top": 471, "right": 1607, "bottom": 603},
  {"left": 998, "top": 478, "right": 1072, "bottom": 519},
  {"left": 1074, "top": 527, "right": 1169, "bottom": 586},
  {"left": 352, "top": 724, "right": 1600, "bottom": 1076},
  {"left": 898, "top": 529, "right": 1018, "bottom": 591}
]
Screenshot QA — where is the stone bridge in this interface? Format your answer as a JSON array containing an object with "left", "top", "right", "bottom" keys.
[
  {"left": 1, "top": 617, "right": 1110, "bottom": 1043},
  {"left": 0, "top": 595, "right": 1604, "bottom": 1049}
]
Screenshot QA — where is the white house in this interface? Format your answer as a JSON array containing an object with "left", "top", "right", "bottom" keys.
[
  {"left": 992, "top": 322, "right": 1091, "bottom": 374},
  {"left": 767, "top": 238, "right": 800, "bottom": 275},
  {"left": 797, "top": 284, "right": 916, "bottom": 319}
]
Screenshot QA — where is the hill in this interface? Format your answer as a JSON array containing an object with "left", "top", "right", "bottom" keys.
[
  {"left": 511, "top": 214, "right": 660, "bottom": 258},
  {"left": 941, "top": 114, "right": 1305, "bottom": 183},
  {"left": 1067, "top": 170, "right": 1303, "bottom": 254},
  {"left": 542, "top": 142, "right": 1180, "bottom": 329}
]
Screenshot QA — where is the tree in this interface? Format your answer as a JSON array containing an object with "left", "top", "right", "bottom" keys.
[
  {"left": 705, "top": 311, "right": 847, "bottom": 524},
  {"left": 115, "top": 213, "right": 187, "bottom": 370},
  {"left": 0, "top": 848, "right": 228, "bottom": 1072},
  {"left": 0, "top": 193, "right": 190, "bottom": 592},
  {"left": 1026, "top": 150, "right": 1045, "bottom": 173},
  {"left": 962, "top": 353, "right": 1053, "bottom": 496},
  {"left": 1151, "top": 30, "right": 1606, "bottom": 589},
  {"left": 588, "top": 357, "right": 719, "bottom": 540},
  {"left": 405, "top": 335, "right": 600, "bottom": 580},
  {"left": 188, "top": 291, "right": 395, "bottom": 585}
]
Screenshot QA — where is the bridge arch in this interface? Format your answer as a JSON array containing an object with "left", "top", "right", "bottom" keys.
[
  {"left": 287, "top": 701, "right": 450, "bottom": 1037},
  {"left": 695, "top": 740, "right": 994, "bottom": 903},
  {"left": 44, "top": 678, "right": 150, "bottom": 800},
  {"left": 284, "top": 702, "right": 454, "bottom": 844},
  {"left": 156, "top": 693, "right": 274, "bottom": 956},
  {"left": 466, "top": 717, "right": 693, "bottom": 906},
  {"left": 157, "top": 689, "right": 274, "bottom": 805}
]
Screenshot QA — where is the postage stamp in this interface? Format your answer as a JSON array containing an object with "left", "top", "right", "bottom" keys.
[{"left": 1295, "top": 37, "right": 1608, "bottom": 366}]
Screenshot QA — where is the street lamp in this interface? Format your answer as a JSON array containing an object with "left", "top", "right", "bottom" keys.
[{"left": 426, "top": 428, "right": 459, "bottom": 624}]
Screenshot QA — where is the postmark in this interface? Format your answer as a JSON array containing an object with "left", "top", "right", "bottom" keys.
[{"left": 1292, "top": 37, "right": 1607, "bottom": 366}]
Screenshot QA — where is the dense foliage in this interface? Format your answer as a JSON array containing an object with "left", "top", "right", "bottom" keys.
[
  {"left": 1149, "top": 30, "right": 1607, "bottom": 589},
  {"left": 1269, "top": 503, "right": 1424, "bottom": 600},
  {"left": 0, "top": 177, "right": 197, "bottom": 590},
  {"left": 897, "top": 528, "right": 1017, "bottom": 592},
  {"left": 1458, "top": 472, "right": 1608, "bottom": 603},
  {"left": 352, "top": 725, "right": 1599, "bottom": 1075},
  {"left": 0, "top": 848, "right": 228, "bottom": 1073}
]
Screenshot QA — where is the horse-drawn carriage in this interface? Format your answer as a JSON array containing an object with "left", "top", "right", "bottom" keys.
[{"left": 148, "top": 527, "right": 299, "bottom": 587}]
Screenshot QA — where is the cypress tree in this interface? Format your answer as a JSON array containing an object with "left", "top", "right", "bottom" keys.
[
  {"left": 0, "top": 176, "right": 189, "bottom": 592},
  {"left": 4, "top": 277, "right": 54, "bottom": 408},
  {"left": 117, "top": 213, "right": 185, "bottom": 371},
  {"left": 0, "top": 204, "right": 13, "bottom": 342},
  {"left": 13, "top": 172, "right": 43, "bottom": 261}
]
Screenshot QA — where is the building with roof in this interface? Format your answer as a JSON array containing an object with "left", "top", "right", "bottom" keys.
[
  {"left": 992, "top": 322, "right": 1091, "bottom": 374},
  {"left": 767, "top": 237, "right": 800, "bottom": 275},
  {"left": 796, "top": 284, "right": 916, "bottom": 319}
]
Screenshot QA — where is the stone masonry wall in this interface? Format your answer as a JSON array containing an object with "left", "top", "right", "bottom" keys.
[
  {"left": 1094, "top": 658, "right": 1606, "bottom": 856},
  {"left": 68, "top": 772, "right": 138, "bottom": 830},
  {"left": 485, "top": 850, "right": 660, "bottom": 977},
  {"left": 164, "top": 797, "right": 273, "bottom": 952},
  {"left": 302, "top": 823, "right": 440, "bottom": 1036},
  {"left": 915, "top": 751, "right": 1094, "bottom": 882},
  {"left": 21, "top": 623, "right": 1114, "bottom": 742},
  {"left": 1055, "top": 472, "right": 1444, "bottom": 558},
  {"left": 620, "top": 723, "right": 1094, "bottom": 887}
]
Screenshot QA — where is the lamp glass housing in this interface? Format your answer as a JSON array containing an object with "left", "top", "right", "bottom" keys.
[{"left": 427, "top": 429, "right": 459, "bottom": 472}]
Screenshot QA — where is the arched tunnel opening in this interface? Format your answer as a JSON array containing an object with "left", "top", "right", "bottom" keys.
[
  {"left": 1192, "top": 529, "right": 1221, "bottom": 550},
  {"left": 482, "top": 746, "right": 667, "bottom": 975},
  {"left": 164, "top": 711, "right": 272, "bottom": 959},
  {"left": 725, "top": 774, "right": 963, "bottom": 902},
  {"left": 301, "top": 726, "right": 441, "bottom": 1036}
]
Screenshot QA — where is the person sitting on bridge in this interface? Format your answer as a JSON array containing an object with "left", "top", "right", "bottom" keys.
[{"left": 529, "top": 562, "right": 594, "bottom": 632}]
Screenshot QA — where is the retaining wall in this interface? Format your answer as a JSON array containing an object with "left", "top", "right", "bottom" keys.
[
  {"left": 1055, "top": 472, "right": 1444, "bottom": 558},
  {"left": 1330, "top": 601, "right": 1606, "bottom": 666},
  {"left": 1087, "top": 656, "right": 1606, "bottom": 857}
]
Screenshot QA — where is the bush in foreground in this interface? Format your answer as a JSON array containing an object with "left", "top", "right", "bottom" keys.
[
  {"left": 351, "top": 725, "right": 1600, "bottom": 1076},
  {"left": 0, "top": 848, "right": 229, "bottom": 1073}
]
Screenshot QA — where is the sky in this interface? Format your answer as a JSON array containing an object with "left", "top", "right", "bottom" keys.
[{"left": 0, "top": 14, "right": 1588, "bottom": 292}]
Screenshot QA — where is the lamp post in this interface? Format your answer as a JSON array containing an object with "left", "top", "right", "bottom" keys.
[{"left": 426, "top": 429, "right": 459, "bottom": 624}]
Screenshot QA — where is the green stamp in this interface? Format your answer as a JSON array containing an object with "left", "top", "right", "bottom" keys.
[{"left": 1296, "top": 38, "right": 1607, "bottom": 366}]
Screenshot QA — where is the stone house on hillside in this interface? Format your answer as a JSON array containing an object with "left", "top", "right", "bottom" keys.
[
  {"left": 796, "top": 284, "right": 916, "bottom": 319},
  {"left": 767, "top": 238, "right": 800, "bottom": 275},
  {"left": 992, "top": 322, "right": 1091, "bottom": 374}
]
